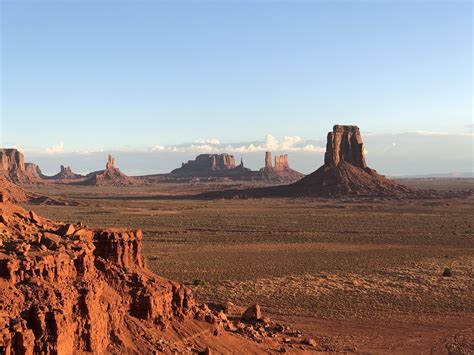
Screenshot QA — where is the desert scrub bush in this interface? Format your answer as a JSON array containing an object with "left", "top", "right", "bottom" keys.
[
  {"left": 193, "top": 279, "right": 206, "bottom": 286},
  {"left": 442, "top": 268, "right": 453, "bottom": 277}
]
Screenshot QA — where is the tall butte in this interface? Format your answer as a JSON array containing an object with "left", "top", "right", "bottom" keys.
[{"left": 288, "top": 124, "right": 411, "bottom": 196}]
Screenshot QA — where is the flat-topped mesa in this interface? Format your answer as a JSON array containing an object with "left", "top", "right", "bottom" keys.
[
  {"left": 172, "top": 154, "right": 236, "bottom": 175},
  {"left": 0, "top": 149, "right": 25, "bottom": 182},
  {"left": 324, "top": 125, "right": 367, "bottom": 169},
  {"left": 274, "top": 154, "right": 289, "bottom": 171},
  {"left": 106, "top": 155, "right": 116, "bottom": 170},
  {"left": 210, "top": 154, "right": 236, "bottom": 170}
]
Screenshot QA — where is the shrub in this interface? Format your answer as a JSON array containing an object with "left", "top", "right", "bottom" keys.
[
  {"left": 442, "top": 268, "right": 453, "bottom": 277},
  {"left": 193, "top": 279, "right": 206, "bottom": 286}
]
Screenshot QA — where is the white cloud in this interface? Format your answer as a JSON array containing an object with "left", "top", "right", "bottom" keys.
[
  {"left": 46, "top": 142, "right": 64, "bottom": 154},
  {"left": 280, "top": 136, "right": 302, "bottom": 150},
  {"left": 195, "top": 138, "right": 220, "bottom": 145},
  {"left": 148, "top": 135, "right": 326, "bottom": 154},
  {"left": 264, "top": 134, "right": 279, "bottom": 151}
]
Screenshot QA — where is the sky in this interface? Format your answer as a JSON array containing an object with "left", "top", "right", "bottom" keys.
[{"left": 0, "top": 0, "right": 472, "bottom": 175}]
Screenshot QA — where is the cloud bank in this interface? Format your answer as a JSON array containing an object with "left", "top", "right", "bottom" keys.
[{"left": 151, "top": 135, "right": 325, "bottom": 154}]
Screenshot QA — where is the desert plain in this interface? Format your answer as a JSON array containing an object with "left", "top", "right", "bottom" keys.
[{"left": 24, "top": 178, "right": 474, "bottom": 353}]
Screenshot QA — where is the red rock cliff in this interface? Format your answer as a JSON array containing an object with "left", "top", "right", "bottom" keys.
[
  {"left": 324, "top": 125, "right": 367, "bottom": 169},
  {"left": 0, "top": 202, "right": 194, "bottom": 354},
  {"left": 0, "top": 149, "right": 25, "bottom": 183}
]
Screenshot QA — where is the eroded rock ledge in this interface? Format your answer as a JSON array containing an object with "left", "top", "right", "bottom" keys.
[{"left": 0, "top": 201, "right": 193, "bottom": 354}]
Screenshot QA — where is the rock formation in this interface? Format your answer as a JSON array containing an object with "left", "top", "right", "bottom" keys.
[
  {"left": 265, "top": 152, "right": 273, "bottom": 169},
  {"left": 258, "top": 152, "right": 304, "bottom": 183},
  {"left": 81, "top": 155, "right": 135, "bottom": 186},
  {"left": 106, "top": 155, "right": 115, "bottom": 170},
  {"left": 49, "top": 165, "right": 82, "bottom": 181},
  {"left": 0, "top": 175, "right": 28, "bottom": 203},
  {"left": 24, "top": 163, "right": 43, "bottom": 181},
  {"left": 169, "top": 153, "right": 255, "bottom": 181},
  {"left": 0, "top": 149, "right": 25, "bottom": 183},
  {"left": 287, "top": 124, "right": 411, "bottom": 196},
  {"left": 172, "top": 154, "right": 237, "bottom": 175},
  {"left": 324, "top": 125, "right": 367, "bottom": 169},
  {"left": 0, "top": 181, "right": 312, "bottom": 353},
  {"left": 274, "top": 154, "right": 289, "bottom": 171}
]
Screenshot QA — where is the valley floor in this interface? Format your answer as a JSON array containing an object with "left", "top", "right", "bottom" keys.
[{"left": 25, "top": 178, "right": 474, "bottom": 353}]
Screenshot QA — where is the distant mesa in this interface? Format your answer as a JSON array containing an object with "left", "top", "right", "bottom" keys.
[
  {"left": 51, "top": 165, "right": 83, "bottom": 181},
  {"left": 81, "top": 154, "right": 135, "bottom": 186},
  {"left": 258, "top": 151, "right": 304, "bottom": 182},
  {"left": 169, "top": 153, "right": 252, "bottom": 181},
  {"left": 172, "top": 153, "right": 243, "bottom": 175}
]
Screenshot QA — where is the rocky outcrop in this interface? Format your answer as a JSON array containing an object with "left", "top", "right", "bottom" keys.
[
  {"left": 81, "top": 155, "right": 135, "bottom": 186},
  {"left": 0, "top": 149, "right": 25, "bottom": 183},
  {"left": 24, "top": 163, "right": 43, "bottom": 181},
  {"left": 0, "top": 200, "right": 195, "bottom": 354},
  {"left": 265, "top": 152, "right": 272, "bottom": 169},
  {"left": 274, "top": 154, "right": 289, "bottom": 171},
  {"left": 172, "top": 154, "right": 237, "bottom": 175},
  {"left": 324, "top": 125, "right": 367, "bottom": 169},
  {"left": 169, "top": 154, "right": 255, "bottom": 181},
  {"left": 106, "top": 155, "right": 115, "bottom": 170},
  {"left": 258, "top": 152, "right": 304, "bottom": 183},
  {"left": 49, "top": 165, "right": 82, "bottom": 181},
  {"left": 0, "top": 176, "right": 28, "bottom": 203},
  {"left": 287, "top": 124, "right": 410, "bottom": 196}
]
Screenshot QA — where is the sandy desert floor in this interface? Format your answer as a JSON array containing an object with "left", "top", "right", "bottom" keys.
[{"left": 24, "top": 178, "right": 474, "bottom": 353}]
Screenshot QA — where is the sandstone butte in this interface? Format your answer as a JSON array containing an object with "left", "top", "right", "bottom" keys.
[
  {"left": 0, "top": 180, "right": 315, "bottom": 354},
  {"left": 80, "top": 155, "right": 136, "bottom": 186},
  {"left": 258, "top": 152, "right": 304, "bottom": 182}
]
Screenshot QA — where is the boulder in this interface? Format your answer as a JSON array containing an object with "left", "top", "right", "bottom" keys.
[{"left": 242, "top": 304, "right": 262, "bottom": 322}]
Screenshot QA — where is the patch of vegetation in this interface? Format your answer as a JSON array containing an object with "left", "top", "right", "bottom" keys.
[
  {"left": 442, "top": 268, "right": 453, "bottom": 277},
  {"left": 193, "top": 279, "right": 206, "bottom": 286}
]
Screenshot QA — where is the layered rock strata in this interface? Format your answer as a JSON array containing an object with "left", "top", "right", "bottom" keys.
[
  {"left": 0, "top": 201, "right": 193, "bottom": 354},
  {"left": 0, "top": 149, "right": 26, "bottom": 183}
]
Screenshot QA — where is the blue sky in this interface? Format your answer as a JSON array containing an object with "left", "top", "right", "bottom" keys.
[{"left": 0, "top": 0, "right": 472, "bottom": 174}]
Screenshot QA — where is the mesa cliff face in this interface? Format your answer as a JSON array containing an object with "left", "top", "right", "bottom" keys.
[
  {"left": 324, "top": 125, "right": 367, "bottom": 169},
  {"left": 24, "top": 163, "right": 43, "bottom": 181},
  {"left": 172, "top": 154, "right": 237, "bottom": 175},
  {"left": 0, "top": 149, "right": 26, "bottom": 183},
  {"left": 0, "top": 200, "right": 194, "bottom": 354}
]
